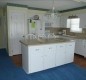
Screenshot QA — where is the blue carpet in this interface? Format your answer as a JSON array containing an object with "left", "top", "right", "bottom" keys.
[{"left": 0, "top": 49, "right": 86, "bottom": 80}]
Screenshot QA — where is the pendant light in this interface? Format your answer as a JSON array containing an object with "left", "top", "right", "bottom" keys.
[{"left": 45, "top": 0, "right": 58, "bottom": 20}]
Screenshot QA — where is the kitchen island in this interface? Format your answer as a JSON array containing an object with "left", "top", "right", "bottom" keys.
[{"left": 20, "top": 38, "right": 75, "bottom": 74}]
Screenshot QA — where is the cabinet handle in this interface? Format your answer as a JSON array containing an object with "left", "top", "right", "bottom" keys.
[
  {"left": 69, "top": 45, "right": 72, "bottom": 46},
  {"left": 49, "top": 48, "right": 52, "bottom": 49},
  {"left": 35, "top": 49, "right": 39, "bottom": 51},
  {"left": 60, "top": 46, "right": 63, "bottom": 47}
]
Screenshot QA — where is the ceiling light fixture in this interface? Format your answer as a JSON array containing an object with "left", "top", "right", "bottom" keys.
[{"left": 45, "top": 0, "right": 58, "bottom": 20}]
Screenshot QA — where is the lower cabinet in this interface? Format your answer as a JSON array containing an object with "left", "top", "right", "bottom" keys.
[
  {"left": 75, "top": 39, "right": 86, "bottom": 57},
  {"left": 21, "top": 41, "right": 75, "bottom": 74},
  {"left": 75, "top": 39, "right": 83, "bottom": 55},
  {"left": 83, "top": 40, "right": 86, "bottom": 57},
  {"left": 43, "top": 45, "right": 56, "bottom": 69},
  {"left": 56, "top": 43, "right": 66, "bottom": 66},
  {"left": 65, "top": 42, "right": 75, "bottom": 63},
  {"left": 29, "top": 46, "right": 44, "bottom": 73}
]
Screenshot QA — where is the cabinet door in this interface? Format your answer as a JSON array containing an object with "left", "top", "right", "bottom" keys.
[
  {"left": 29, "top": 46, "right": 44, "bottom": 73},
  {"left": 82, "top": 40, "right": 86, "bottom": 57},
  {"left": 43, "top": 15, "right": 52, "bottom": 28},
  {"left": 79, "top": 13, "right": 86, "bottom": 28},
  {"left": 75, "top": 39, "right": 84, "bottom": 56},
  {"left": 43, "top": 44, "right": 56, "bottom": 69},
  {"left": 60, "top": 16, "right": 67, "bottom": 28},
  {"left": 65, "top": 42, "right": 75, "bottom": 63},
  {"left": 75, "top": 39, "right": 79, "bottom": 54},
  {"left": 56, "top": 43, "right": 66, "bottom": 66},
  {"left": 21, "top": 44, "right": 29, "bottom": 74},
  {"left": 52, "top": 16, "right": 60, "bottom": 28}
]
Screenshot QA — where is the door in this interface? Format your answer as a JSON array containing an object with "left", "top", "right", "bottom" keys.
[
  {"left": 29, "top": 46, "right": 44, "bottom": 73},
  {"left": 8, "top": 9, "right": 27, "bottom": 56},
  {"left": 56, "top": 43, "right": 66, "bottom": 66},
  {"left": 43, "top": 44, "right": 56, "bottom": 69},
  {"left": 65, "top": 42, "right": 75, "bottom": 63}
]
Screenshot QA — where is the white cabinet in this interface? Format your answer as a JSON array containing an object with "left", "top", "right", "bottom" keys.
[
  {"left": 29, "top": 44, "right": 56, "bottom": 73},
  {"left": 29, "top": 46, "right": 44, "bottom": 73},
  {"left": 43, "top": 45, "right": 56, "bottom": 69},
  {"left": 21, "top": 41, "right": 75, "bottom": 74},
  {"left": 43, "top": 15, "right": 60, "bottom": 28},
  {"left": 83, "top": 40, "right": 86, "bottom": 57},
  {"left": 7, "top": 6, "right": 28, "bottom": 56},
  {"left": 56, "top": 43, "right": 66, "bottom": 66},
  {"left": 65, "top": 42, "right": 75, "bottom": 63},
  {"left": 21, "top": 44, "right": 29, "bottom": 74},
  {"left": 52, "top": 16, "right": 60, "bottom": 28},
  {"left": 75, "top": 39, "right": 86, "bottom": 57},
  {"left": 60, "top": 16, "right": 68, "bottom": 28},
  {"left": 22, "top": 45, "right": 44, "bottom": 74},
  {"left": 75, "top": 39, "right": 84, "bottom": 55},
  {"left": 56, "top": 42, "right": 75, "bottom": 65},
  {"left": 79, "top": 13, "right": 86, "bottom": 28},
  {"left": 43, "top": 15, "right": 52, "bottom": 28}
]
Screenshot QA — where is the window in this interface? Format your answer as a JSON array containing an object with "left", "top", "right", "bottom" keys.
[{"left": 67, "top": 18, "right": 82, "bottom": 33}]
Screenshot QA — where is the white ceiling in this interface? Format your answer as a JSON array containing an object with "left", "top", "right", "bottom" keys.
[{"left": 0, "top": 0, "right": 86, "bottom": 11}]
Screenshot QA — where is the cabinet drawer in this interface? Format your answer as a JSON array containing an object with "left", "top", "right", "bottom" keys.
[
  {"left": 29, "top": 46, "right": 43, "bottom": 51},
  {"left": 56, "top": 43, "right": 65, "bottom": 47},
  {"left": 66, "top": 42, "right": 75, "bottom": 46}
]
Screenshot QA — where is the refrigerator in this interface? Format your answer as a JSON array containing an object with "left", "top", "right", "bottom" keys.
[{"left": 28, "top": 19, "right": 45, "bottom": 37}]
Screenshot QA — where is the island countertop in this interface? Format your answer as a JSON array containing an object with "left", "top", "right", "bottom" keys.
[{"left": 20, "top": 38, "right": 75, "bottom": 46}]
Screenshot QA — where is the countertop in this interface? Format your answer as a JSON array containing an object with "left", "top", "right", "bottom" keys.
[
  {"left": 20, "top": 38, "right": 75, "bottom": 46},
  {"left": 58, "top": 35, "right": 86, "bottom": 40}
]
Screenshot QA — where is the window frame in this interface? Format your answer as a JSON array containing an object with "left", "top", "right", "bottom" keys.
[{"left": 67, "top": 18, "right": 82, "bottom": 33}]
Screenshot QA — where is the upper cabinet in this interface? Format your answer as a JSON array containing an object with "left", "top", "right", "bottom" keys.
[
  {"left": 78, "top": 13, "right": 86, "bottom": 28},
  {"left": 52, "top": 15, "right": 60, "bottom": 28},
  {"left": 28, "top": 11, "right": 61, "bottom": 28},
  {"left": 60, "top": 15, "right": 68, "bottom": 28},
  {"left": 44, "top": 14, "right": 60, "bottom": 28},
  {"left": 43, "top": 15, "right": 52, "bottom": 28}
]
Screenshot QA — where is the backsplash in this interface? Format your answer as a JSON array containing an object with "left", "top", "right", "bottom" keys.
[
  {"left": 61, "top": 28, "right": 86, "bottom": 37},
  {"left": 45, "top": 27, "right": 86, "bottom": 37},
  {"left": 45, "top": 27, "right": 60, "bottom": 35}
]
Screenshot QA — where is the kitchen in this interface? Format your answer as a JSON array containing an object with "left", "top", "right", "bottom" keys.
[
  {"left": 0, "top": 0, "right": 86, "bottom": 80},
  {"left": 6, "top": 4, "right": 86, "bottom": 57}
]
